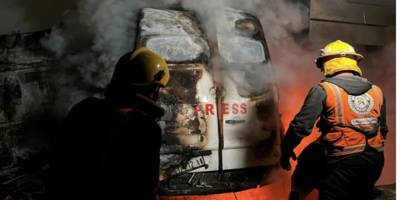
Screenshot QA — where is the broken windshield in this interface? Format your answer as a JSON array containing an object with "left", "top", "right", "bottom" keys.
[
  {"left": 144, "top": 35, "right": 209, "bottom": 63},
  {"left": 217, "top": 9, "right": 272, "bottom": 97},
  {"left": 218, "top": 36, "right": 265, "bottom": 63}
]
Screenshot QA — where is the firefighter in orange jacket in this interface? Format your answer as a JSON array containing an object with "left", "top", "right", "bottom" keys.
[{"left": 280, "top": 40, "right": 388, "bottom": 200}]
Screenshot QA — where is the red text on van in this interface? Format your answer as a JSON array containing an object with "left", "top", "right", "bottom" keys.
[{"left": 195, "top": 103, "right": 247, "bottom": 115}]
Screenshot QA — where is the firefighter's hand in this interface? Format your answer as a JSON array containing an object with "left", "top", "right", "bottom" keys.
[{"left": 280, "top": 151, "right": 297, "bottom": 171}]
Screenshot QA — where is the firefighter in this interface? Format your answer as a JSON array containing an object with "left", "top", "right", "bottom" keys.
[
  {"left": 51, "top": 47, "right": 169, "bottom": 200},
  {"left": 280, "top": 40, "right": 387, "bottom": 200}
]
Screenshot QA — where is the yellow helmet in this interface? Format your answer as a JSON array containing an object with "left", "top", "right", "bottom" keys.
[
  {"left": 315, "top": 40, "right": 364, "bottom": 76},
  {"left": 106, "top": 48, "right": 169, "bottom": 99},
  {"left": 110, "top": 47, "right": 169, "bottom": 87}
]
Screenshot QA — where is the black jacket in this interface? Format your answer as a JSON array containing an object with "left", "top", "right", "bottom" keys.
[
  {"left": 282, "top": 75, "right": 388, "bottom": 155},
  {"left": 50, "top": 94, "right": 164, "bottom": 200}
]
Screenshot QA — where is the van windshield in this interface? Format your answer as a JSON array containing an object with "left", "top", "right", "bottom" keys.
[
  {"left": 144, "top": 36, "right": 210, "bottom": 63},
  {"left": 216, "top": 10, "right": 272, "bottom": 97},
  {"left": 218, "top": 36, "right": 266, "bottom": 63},
  {"left": 217, "top": 34, "right": 272, "bottom": 97}
]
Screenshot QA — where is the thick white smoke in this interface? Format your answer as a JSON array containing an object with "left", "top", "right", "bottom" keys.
[
  {"left": 38, "top": 0, "right": 395, "bottom": 187},
  {"left": 79, "top": 0, "right": 142, "bottom": 67},
  {"left": 40, "top": 0, "right": 178, "bottom": 110},
  {"left": 38, "top": 0, "right": 309, "bottom": 114}
]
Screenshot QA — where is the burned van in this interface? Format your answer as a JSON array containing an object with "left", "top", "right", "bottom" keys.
[{"left": 136, "top": 8, "right": 282, "bottom": 194}]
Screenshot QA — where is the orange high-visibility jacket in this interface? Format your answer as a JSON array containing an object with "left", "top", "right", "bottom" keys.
[{"left": 318, "top": 81, "right": 385, "bottom": 156}]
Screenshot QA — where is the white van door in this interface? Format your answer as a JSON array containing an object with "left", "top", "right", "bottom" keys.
[{"left": 216, "top": 9, "right": 281, "bottom": 170}]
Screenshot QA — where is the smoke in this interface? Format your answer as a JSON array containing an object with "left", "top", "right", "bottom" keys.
[
  {"left": 180, "top": 0, "right": 313, "bottom": 197},
  {"left": 78, "top": 0, "right": 142, "bottom": 67},
  {"left": 41, "top": 27, "right": 66, "bottom": 57},
  {"left": 181, "top": 0, "right": 226, "bottom": 38},
  {"left": 40, "top": 0, "right": 179, "bottom": 111},
  {"left": 37, "top": 0, "right": 395, "bottom": 191},
  {"left": 180, "top": 0, "right": 313, "bottom": 96},
  {"left": 38, "top": 1, "right": 311, "bottom": 196},
  {"left": 38, "top": 0, "right": 312, "bottom": 111}
]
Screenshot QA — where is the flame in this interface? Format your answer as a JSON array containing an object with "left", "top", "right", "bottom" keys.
[{"left": 279, "top": 84, "right": 321, "bottom": 156}]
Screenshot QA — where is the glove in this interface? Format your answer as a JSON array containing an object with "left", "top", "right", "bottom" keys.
[
  {"left": 280, "top": 150, "right": 297, "bottom": 171},
  {"left": 280, "top": 127, "right": 302, "bottom": 171}
]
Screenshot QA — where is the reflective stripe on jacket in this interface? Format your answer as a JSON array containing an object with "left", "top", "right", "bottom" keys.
[{"left": 318, "top": 81, "right": 385, "bottom": 156}]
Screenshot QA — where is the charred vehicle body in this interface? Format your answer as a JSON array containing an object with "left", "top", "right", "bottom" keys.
[
  {"left": 136, "top": 8, "right": 282, "bottom": 194},
  {"left": 0, "top": 7, "right": 282, "bottom": 197}
]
